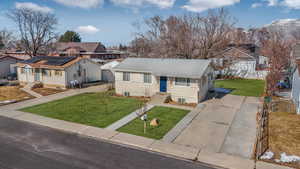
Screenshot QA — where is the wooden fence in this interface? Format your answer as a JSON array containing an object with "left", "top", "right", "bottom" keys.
[{"left": 254, "top": 102, "right": 269, "bottom": 161}]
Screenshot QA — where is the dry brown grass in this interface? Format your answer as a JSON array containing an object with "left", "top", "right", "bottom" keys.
[
  {"left": 269, "top": 111, "right": 300, "bottom": 168},
  {"left": 0, "top": 86, "right": 34, "bottom": 101},
  {"left": 32, "top": 88, "right": 66, "bottom": 96}
]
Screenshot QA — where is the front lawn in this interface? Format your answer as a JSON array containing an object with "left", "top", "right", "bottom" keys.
[
  {"left": 20, "top": 92, "right": 145, "bottom": 128},
  {"left": 215, "top": 79, "right": 265, "bottom": 97},
  {"left": 118, "top": 106, "right": 189, "bottom": 140}
]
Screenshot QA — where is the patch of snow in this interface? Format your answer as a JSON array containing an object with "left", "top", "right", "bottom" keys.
[
  {"left": 260, "top": 151, "right": 274, "bottom": 160},
  {"left": 280, "top": 153, "right": 300, "bottom": 163},
  {"left": 0, "top": 100, "right": 17, "bottom": 105},
  {"left": 275, "top": 159, "right": 281, "bottom": 163}
]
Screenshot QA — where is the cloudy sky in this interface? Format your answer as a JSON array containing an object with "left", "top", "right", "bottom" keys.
[{"left": 0, "top": 0, "right": 300, "bottom": 46}]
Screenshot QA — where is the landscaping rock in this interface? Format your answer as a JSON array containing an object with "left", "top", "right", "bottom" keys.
[{"left": 150, "top": 118, "right": 159, "bottom": 127}]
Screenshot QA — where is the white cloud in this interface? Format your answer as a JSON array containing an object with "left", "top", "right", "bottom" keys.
[
  {"left": 53, "top": 0, "right": 103, "bottom": 8},
  {"left": 282, "top": 0, "right": 300, "bottom": 9},
  {"left": 15, "top": 2, "right": 53, "bottom": 13},
  {"left": 75, "top": 25, "right": 99, "bottom": 34},
  {"left": 255, "top": 0, "right": 300, "bottom": 10},
  {"left": 182, "top": 0, "right": 240, "bottom": 12},
  {"left": 110, "top": 0, "right": 175, "bottom": 9},
  {"left": 251, "top": 3, "right": 263, "bottom": 8},
  {"left": 265, "top": 0, "right": 278, "bottom": 6}
]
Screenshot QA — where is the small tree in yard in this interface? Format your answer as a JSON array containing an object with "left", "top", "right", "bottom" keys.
[
  {"left": 261, "top": 31, "right": 292, "bottom": 96},
  {"left": 8, "top": 8, "right": 58, "bottom": 57}
]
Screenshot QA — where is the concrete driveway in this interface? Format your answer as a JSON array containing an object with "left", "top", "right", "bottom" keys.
[{"left": 173, "top": 94, "right": 261, "bottom": 159}]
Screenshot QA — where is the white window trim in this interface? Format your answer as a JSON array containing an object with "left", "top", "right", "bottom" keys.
[
  {"left": 123, "top": 72, "right": 130, "bottom": 81},
  {"left": 175, "top": 77, "right": 191, "bottom": 86},
  {"left": 143, "top": 73, "right": 152, "bottom": 84}
]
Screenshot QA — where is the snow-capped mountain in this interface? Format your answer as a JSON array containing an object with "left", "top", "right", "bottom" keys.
[{"left": 265, "top": 19, "right": 300, "bottom": 35}]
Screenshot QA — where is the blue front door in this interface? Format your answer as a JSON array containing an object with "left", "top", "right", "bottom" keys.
[{"left": 160, "top": 77, "right": 167, "bottom": 92}]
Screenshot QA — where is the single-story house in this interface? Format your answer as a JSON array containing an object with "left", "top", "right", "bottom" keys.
[
  {"left": 17, "top": 56, "right": 101, "bottom": 89},
  {"left": 113, "top": 58, "right": 214, "bottom": 104},
  {"left": 101, "top": 60, "right": 120, "bottom": 83},
  {"left": 212, "top": 44, "right": 268, "bottom": 79},
  {"left": 0, "top": 55, "right": 29, "bottom": 78}
]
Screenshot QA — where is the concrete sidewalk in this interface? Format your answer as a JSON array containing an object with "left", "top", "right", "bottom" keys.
[
  {"left": 106, "top": 104, "right": 154, "bottom": 131},
  {"left": 21, "top": 83, "right": 43, "bottom": 98}
]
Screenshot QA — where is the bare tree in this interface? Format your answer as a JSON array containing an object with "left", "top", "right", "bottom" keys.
[
  {"left": 130, "top": 8, "right": 235, "bottom": 59},
  {"left": 0, "top": 29, "right": 14, "bottom": 50},
  {"left": 7, "top": 8, "right": 58, "bottom": 57},
  {"left": 261, "top": 31, "right": 292, "bottom": 96}
]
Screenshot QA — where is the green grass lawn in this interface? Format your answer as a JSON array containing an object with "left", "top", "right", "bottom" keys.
[
  {"left": 20, "top": 92, "right": 145, "bottom": 128},
  {"left": 118, "top": 106, "right": 189, "bottom": 140},
  {"left": 215, "top": 79, "right": 265, "bottom": 97}
]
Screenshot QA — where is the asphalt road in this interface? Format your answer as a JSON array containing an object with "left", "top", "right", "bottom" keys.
[{"left": 0, "top": 116, "right": 217, "bottom": 169}]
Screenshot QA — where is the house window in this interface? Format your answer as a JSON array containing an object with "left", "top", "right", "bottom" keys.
[
  {"left": 144, "top": 73, "right": 152, "bottom": 83},
  {"left": 202, "top": 76, "right": 207, "bottom": 86},
  {"left": 178, "top": 98, "right": 186, "bottom": 104},
  {"left": 175, "top": 78, "right": 190, "bottom": 86},
  {"left": 55, "top": 70, "right": 62, "bottom": 76},
  {"left": 78, "top": 65, "right": 82, "bottom": 77},
  {"left": 20, "top": 68, "right": 25, "bottom": 74},
  {"left": 124, "top": 91, "right": 130, "bottom": 97},
  {"left": 123, "top": 72, "right": 130, "bottom": 81},
  {"left": 42, "top": 69, "right": 51, "bottom": 76}
]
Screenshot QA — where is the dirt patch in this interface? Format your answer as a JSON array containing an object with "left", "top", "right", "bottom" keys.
[
  {"left": 167, "top": 101, "right": 197, "bottom": 107},
  {"left": 32, "top": 88, "right": 66, "bottom": 96},
  {"left": 0, "top": 86, "right": 34, "bottom": 102}
]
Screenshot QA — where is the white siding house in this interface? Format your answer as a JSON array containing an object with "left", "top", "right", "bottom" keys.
[
  {"left": 291, "top": 43, "right": 300, "bottom": 114},
  {"left": 213, "top": 45, "right": 268, "bottom": 79},
  {"left": 17, "top": 56, "right": 101, "bottom": 89},
  {"left": 113, "top": 58, "right": 214, "bottom": 104}
]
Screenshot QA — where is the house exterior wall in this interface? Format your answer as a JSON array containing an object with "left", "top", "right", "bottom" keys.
[
  {"left": 291, "top": 69, "right": 300, "bottom": 114},
  {"left": 17, "top": 67, "right": 67, "bottom": 88},
  {"left": 65, "top": 58, "right": 101, "bottom": 86},
  {"left": 167, "top": 77, "right": 200, "bottom": 103},
  {"left": 0, "top": 57, "right": 18, "bottom": 78},
  {"left": 115, "top": 72, "right": 159, "bottom": 97}
]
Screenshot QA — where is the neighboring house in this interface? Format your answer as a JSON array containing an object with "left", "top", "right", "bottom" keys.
[
  {"left": 113, "top": 58, "right": 214, "bottom": 104},
  {"left": 17, "top": 56, "right": 101, "bottom": 89},
  {"left": 0, "top": 55, "right": 29, "bottom": 78},
  {"left": 213, "top": 44, "right": 268, "bottom": 79},
  {"left": 291, "top": 43, "right": 300, "bottom": 114},
  {"left": 101, "top": 60, "right": 120, "bottom": 83},
  {"left": 54, "top": 42, "right": 128, "bottom": 60}
]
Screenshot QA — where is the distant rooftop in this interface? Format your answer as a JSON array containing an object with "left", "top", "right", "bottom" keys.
[
  {"left": 56, "top": 42, "right": 106, "bottom": 53},
  {"left": 19, "top": 56, "right": 80, "bottom": 69},
  {"left": 114, "top": 58, "right": 211, "bottom": 79}
]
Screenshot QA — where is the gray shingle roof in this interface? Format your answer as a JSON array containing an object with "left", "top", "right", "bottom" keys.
[{"left": 113, "top": 58, "right": 211, "bottom": 79}]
